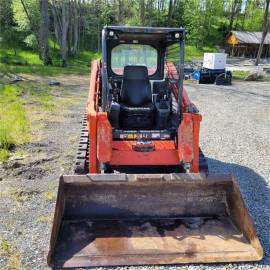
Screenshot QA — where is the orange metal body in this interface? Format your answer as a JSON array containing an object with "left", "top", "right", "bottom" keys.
[
  {"left": 87, "top": 60, "right": 202, "bottom": 173},
  {"left": 48, "top": 28, "right": 263, "bottom": 269},
  {"left": 111, "top": 141, "right": 179, "bottom": 165}
]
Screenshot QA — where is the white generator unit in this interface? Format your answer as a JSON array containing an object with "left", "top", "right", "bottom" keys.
[{"left": 203, "top": 53, "right": 227, "bottom": 70}]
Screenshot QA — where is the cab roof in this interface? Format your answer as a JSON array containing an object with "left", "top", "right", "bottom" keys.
[{"left": 104, "top": 26, "right": 185, "bottom": 45}]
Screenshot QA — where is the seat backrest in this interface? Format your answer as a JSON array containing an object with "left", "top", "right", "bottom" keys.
[{"left": 121, "top": 66, "right": 152, "bottom": 106}]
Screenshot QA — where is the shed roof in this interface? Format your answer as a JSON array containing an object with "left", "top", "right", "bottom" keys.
[{"left": 228, "top": 31, "right": 270, "bottom": 45}]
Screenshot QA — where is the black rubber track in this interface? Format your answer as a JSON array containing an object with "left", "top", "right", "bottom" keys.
[{"left": 74, "top": 113, "right": 89, "bottom": 174}]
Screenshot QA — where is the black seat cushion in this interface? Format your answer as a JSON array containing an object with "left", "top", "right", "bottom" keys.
[
  {"left": 120, "top": 102, "right": 155, "bottom": 130},
  {"left": 121, "top": 66, "right": 152, "bottom": 106}
]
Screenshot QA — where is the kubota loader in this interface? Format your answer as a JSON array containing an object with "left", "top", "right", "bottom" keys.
[{"left": 48, "top": 26, "right": 263, "bottom": 268}]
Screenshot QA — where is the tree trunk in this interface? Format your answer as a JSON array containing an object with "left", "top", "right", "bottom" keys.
[
  {"left": 51, "top": 0, "right": 70, "bottom": 66},
  {"left": 73, "top": 1, "right": 79, "bottom": 54},
  {"left": 228, "top": 0, "right": 242, "bottom": 31},
  {"left": 61, "top": 1, "right": 69, "bottom": 66},
  {"left": 51, "top": 0, "right": 61, "bottom": 45},
  {"left": 140, "top": 0, "right": 145, "bottom": 26},
  {"left": 241, "top": 0, "right": 249, "bottom": 29},
  {"left": 118, "top": 0, "right": 123, "bottom": 24},
  {"left": 167, "top": 0, "right": 173, "bottom": 25},
  {"left": 39, "top": 0, "right": 51, "bottom": 65},
  {"left": 147, "top": 0, "right": 153, "bottom": 26},
  {"left": 255, "top": 0, "right": 270, "bottom": 66}
]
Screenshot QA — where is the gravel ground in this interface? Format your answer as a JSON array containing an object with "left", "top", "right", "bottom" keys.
[
  {"left": 0, "top": 79, "right": 269, "bottom": 270},
  {"left": 0, "top": 75, "right": 88, "bottom": 269},
  {"left": 182, "top": 81, "right": 270, "bottom": 270}
]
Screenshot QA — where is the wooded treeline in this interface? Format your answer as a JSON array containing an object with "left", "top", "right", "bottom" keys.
[{"left": 0, "top": 0, "right": 269, "bottom": 66}]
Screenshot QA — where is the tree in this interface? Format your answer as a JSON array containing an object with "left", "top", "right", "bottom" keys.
[
  {"left": 51, "top": 0, "right": 70, "bottom": 66},
  {"left": 228, "top": 0, "right": 242, "bottom": 31},
  {"left": 167, "top": 0, "right": 176, "bottom": 26},
  {"left": 19, "top": 0, "right": 40, "bottom": 45},
  {"left": 1, "top": 0, "right": 268, "bottom": 68},
  {"left": 11, "top": 0, "right": 40, "bottom": 48},
  {"left": 60, "top": 1, "right": 69, "bottom": 66},
  {"left": 140, "top": 0, "right": 145, "bottom": 25},
  {"left": 72, "top": 0, "right": 79, "bottom": 55},
  {"left": 255, "top": 0, "right": 270, "bottom": 66},
  {"left": 39, "top": 0, "right": 51, "bottom": 65},
  {"left": 118, "top": 0, "right": 124, "bottom": 24}
]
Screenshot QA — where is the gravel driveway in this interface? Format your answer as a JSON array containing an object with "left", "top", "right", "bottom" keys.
[
  {"left": 0, "top": 79, "right": 269, "bottom": 270},
  {"left": 183, "top": 81, "right": 270, "bottom": 270}
]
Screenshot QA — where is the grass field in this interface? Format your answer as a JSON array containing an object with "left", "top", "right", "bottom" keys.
[
  {"left": 185, "top": 45, "right": 217, "bottom": 61},
  {"left": 0, "top": 80, "right": 74, "bottom": 162},
  {"left": 0, "top": 48, "right": 99, "bottom": 75},
  {"left": 167, "top": 44, "right": 217, "bottom": 62},
  {"left": 0, "top": 47, "right": 99, "bottom": 162},
  {"left": 232, "top": 70, "right": 250, "bottom": 80},
  {"left": 0, "top": 85, "right": 29, "bottom": 162}
]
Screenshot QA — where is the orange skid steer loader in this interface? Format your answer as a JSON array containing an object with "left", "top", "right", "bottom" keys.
[{"left": 47, "top": 27, "right": 263, "bottom": 268}]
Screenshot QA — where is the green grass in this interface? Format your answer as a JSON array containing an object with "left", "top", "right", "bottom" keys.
[
  {"left": 0, "top": 76, "right": 82, "bottom": 162},
  {"left": 0, "top": 45, "right": 99, "bottom": 162},
  {"left": 232, "top": 70, "right": 249, "bottom": 80},
  {"left": 0, "top": 85, "right": 30, "bottom": 162},
  {"left": 34, "top": 214, "right": 52, "bottom": 224},
  {"left": 26, "top": 83, "right": 56, "bottom": 111},
  {"left": 0, "top": 48, "right": 42, "bottom": 65},
  {"left": 0, "top": 240, "right": 21, "bottom": 270},
  {"left": 167, "top": 44, "right": 217, "bottom": 63},
  {"left": 185, "top": 45, "right": 217, "bottom": 61},
  {"left": 42, "top": 190, "right": 56, "bottom": 201},
  {"left": 0, "top": 149, "right": 9, "bottom": 161},
  {"left": 0, "top": 48, "right": 100, "bottom": 75}
]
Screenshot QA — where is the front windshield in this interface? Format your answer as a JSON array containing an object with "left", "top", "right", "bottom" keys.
[{"left": 111, "top": 44, "right": 158, "bottom": 75}]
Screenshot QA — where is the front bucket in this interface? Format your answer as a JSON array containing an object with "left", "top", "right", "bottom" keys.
[{"left": 47, "top": 174, "right": 263, "bottom": 268}]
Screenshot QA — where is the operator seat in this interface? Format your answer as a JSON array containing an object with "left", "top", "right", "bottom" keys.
[{"left": 119, "top": 66, "right": 155, "bottom": 129}]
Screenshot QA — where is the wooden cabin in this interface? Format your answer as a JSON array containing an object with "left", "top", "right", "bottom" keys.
[{"left": 226, "top": 31, "right": 270, "bottom": 58}]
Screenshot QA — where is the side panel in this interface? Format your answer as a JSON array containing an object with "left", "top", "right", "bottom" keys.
[
  {"left": 178, "top": 113, "right": 194, "bottom": 163},
  {"left": 88, "top": 114, "right": 98, "bottom": 173},
  {"left": 87, "top": 60, "right": 100, "bottom": 173},
  {"left": 97, "top": 113, "right": 112, "bottom": 163},
  {"left": 177, "top": 113, "right": 202, "bottom": 173},
  {"left": 191, "top": 114, "right": 201, "bottom": 172}
]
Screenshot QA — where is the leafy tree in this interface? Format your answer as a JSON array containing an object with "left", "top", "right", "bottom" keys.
[
  {"left": 0, "top": 0, "right": 23, "bottom": 54},
  {"left": 0, "top": 0, "right": 268, "bottom": 66},
  {"left": 11, "top": 0, "right": 40, "bottom": 48}
]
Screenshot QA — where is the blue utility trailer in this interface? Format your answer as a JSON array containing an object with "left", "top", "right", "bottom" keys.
[{"left": 192, "top": 68, "right": 232, "bottom": 85}]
